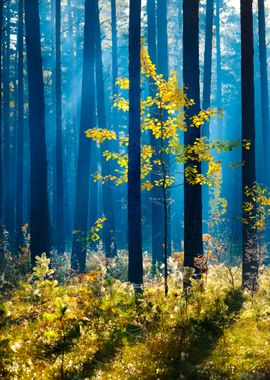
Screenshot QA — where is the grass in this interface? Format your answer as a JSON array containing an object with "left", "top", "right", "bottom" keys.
[{"left": 1, "top": 252, "right": 270, "bottom": 379}]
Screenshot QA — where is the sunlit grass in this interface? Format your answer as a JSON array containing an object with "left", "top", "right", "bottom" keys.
[{"left": 1, "top": 252, "right": 270, "bottom": 379}]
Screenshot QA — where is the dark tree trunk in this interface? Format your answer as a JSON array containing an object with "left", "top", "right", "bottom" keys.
[
  {"left": 71, "top": 0, "right": 95, "bottom": 272},
  {"left": 55, "top": 0, "right": 65, "bottom": 254},
  {"left": 0, "top": 0, "right": 3, "bottom": 225},
  {"left": 241, "top": 0, "right": 257, "bottom": 289},
  {"left": 258, "top": 0, "right": 270, "bottom": 179},
  {"left": 16, "top": 0, "right": 24, "bottom": 250},
  {"left": 128, "top": 0, "right": 143, "bottom": 286},
  {"left": 0, "top": 0, "right": 4, "bottom": 268},
  {"left": 157, "top": 0, "right": 168, "bottom": 80},
  {"left": 95, "top": 0, "right": 116, "bottom": 258},
  {"left": 3, "top": 1, "right": 13, "bottom": 240},
  {"left": 183, "top": 0, "right": 203, "bottom": 270},
  {"left": 147, "top": 0, "right": 156, "bottom": 67},
  {"left": 50, "top": 0, "right": 57, "bottom": 245},
  {"left": 24, "top": 0, "right": 50, "bottom": 264}
]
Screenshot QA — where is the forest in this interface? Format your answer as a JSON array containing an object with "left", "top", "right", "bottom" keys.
[{"left": 1, "top": 0, "right": 270, "bottom": 378}]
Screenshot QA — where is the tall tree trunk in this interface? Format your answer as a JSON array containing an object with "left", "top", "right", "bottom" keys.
[
  {"left": 147, "top": 0, "right": 163, "bottom": 265},
  {"left": 156, "top": 0, "right": 171, "bottom": 258},
  {"left": 258, "top": 0, "right": 270, "bottom": 180},
  {"left": 24, "top": 0, "right": 50, "bottom": 264},
  {"left": 16, "top": 0, "right": 24, "bottom": 250},
  {"left": 71, "top": 0, "right": 95, "bottom": 272},
  {"left": 128, "top": 0, "right": 143, "bottom": 286},
  {"left": 183, "top": 0, "right": 203, "bottom": 270},
  {"left": 147, "top": 0, "right": 156, "bottom": 69},
  {"left": 111, "top": 0, "right": 118, "bottom": 136},
  {"left": 3, "top": 0, "right": 12, "bottom": 240},
  {"left": 216, "top": 0, "right": 222, "bottom": 109},
  {"left": 0, "top": 0, "right": 4, "bottom": 267},
  {"left": 111, "top": 0, "right": 124, "bottom": 250},
  {"left": 203, "top": 0, "right": 214, "bottom": 139},
  {"left": 0, "top": 0, "right": 3, "bottom": 225},
  {"left": 95, "top": 0, "right": 116, "bottom": 258},
  {"left": 241, "top": 0, "right": 257, "bottom": 289},
  {"left": 55, "top": 0, "right": 65, "bottom": 254},
  {"left": 157, "top": 0, "right": 168, "bottom": 80},
  {"left": 66, "top": 0, "right": 78, "bottom": 245},
  {"left": 202, "top": 0, "right": 214, "bottom": 231}
]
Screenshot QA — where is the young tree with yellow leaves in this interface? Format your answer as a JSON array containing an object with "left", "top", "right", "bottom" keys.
[{"left": 86, "top": 47, "right": 244, "bottom": 295}]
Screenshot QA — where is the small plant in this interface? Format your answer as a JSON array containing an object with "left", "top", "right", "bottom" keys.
[
  {"left": 30, "top": 253, "right": 58, "bottom": 300},
  {"left": 43, "top": 297, "right": 68, "bottom": 380},
  {"left": 73, "top": 217, "right": 107, "bottom": 254}
]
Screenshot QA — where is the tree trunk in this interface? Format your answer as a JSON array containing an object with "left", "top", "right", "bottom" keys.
[
  {"left": 258, "top": 0, "right": 270, "bottom": 181},
  {"left": 55, "top": 0, "right": 65, "bottom": 254},
  {"left": 3, "top": 1, "right": 13, "bottom": 241},
  {"left": 202, "top": 0, "right": 214, "bottom": 231},
  {"left": 71, "top": 0, "right": 95, "bottom": 272},
  {"left": 183, "top": 0, "right": 203, "bottom": 271},
  {"left": 241, "top": 0, "right": 257, "bottom": 289},
  {"left": 111, "top": 0, "right": 118, "bottom": 136},
  {"left": 66, "top": 0, "right": 78, "bottom": 245},
  {"left": 111, "top": 0, "right": 124, "bottom": 251},
  {"left": 147, "top": 0, "right": 163, "bottom": 265},
  {"left": 157, "top": 0, "right": 171, "bottom": 258},
  {"left": 16, "top": 0, "right": 24, "bottom": 250},
  {"left": 216, "top": 0, "right": 222, "bottom": 109},
  {"left": 203, "top": 0, "right": 214, "bottom": 139},
  {"left": 24, "top": 0, "right": 50, "bottom": 264},
  {"left": 95, "top": 0, "right": 116, "bottom": 258},
  {"left": 128, "top": 0, "right": 143, "bottom": 286},
  {"left": 0, "top": 0, "right": 3, "bottom": 225},
  {"left": 0, "top": 0, "right": 4, "bottom": 268}
]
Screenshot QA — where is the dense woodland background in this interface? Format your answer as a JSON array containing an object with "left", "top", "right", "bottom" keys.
[{"left": 1, "top": 0, "right": 270, "bottom": 378}]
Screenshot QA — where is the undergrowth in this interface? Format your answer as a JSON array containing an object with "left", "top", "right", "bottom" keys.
[{"left": 1, "top": 250, "right": 270, "bottom": 379}]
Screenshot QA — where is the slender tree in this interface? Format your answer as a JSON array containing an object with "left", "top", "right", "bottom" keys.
[
  {"left": 258, "top": 0, "right": 270, "bottom": 180},
  {"left": 216, "top": 0, "right": 222, "bottom": 110},
  {"left": 55, "top": 0, "right": 65, "bottom": 254},
  {"left": 157, "top": 0, "right": 168, "bottom": 80},
  {"left": 95, "top": 0, "right": 116, "bottom": 258},
  {"left": 24, "top": 0, "right": 50, "bottom": 264},
  {"left": 16, "top": 0, "right": 24, "bottom": 249},
  {"left": 111, "top": 0, "right": 124, "bottom": 250},
  {"left": 128, "top": 0, "right": 143, "bottom": 286},
  {"left": 183, "top": 0, "right": 203, "bottom": 271},
  {"left": 156, "top": 0, "right": 171, "bottom": 258},
  {"left": 71, "top": 0, "right": 95, "bottom": 272},
  {"left": 202, "top": 0, "right": 214, "bottom": 230},
  {"left": 241, "top": 0, "right": 257, "bottom": 289},
  {"left": 111, "top": 0, "right": 118, "bottom": 136},
  {"left": 66, "top": 0, "right": 78, "bottom": 244},
  {"left": 203, "top": 0, "right": 214, "bottom": 139},
  {"left": 147, "top": 0, "right": 164, "bottom": 265}
]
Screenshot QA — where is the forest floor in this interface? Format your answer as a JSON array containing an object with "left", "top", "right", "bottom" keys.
[{"left": 1, "top": 251, "right": 270, "bottom": 379}]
